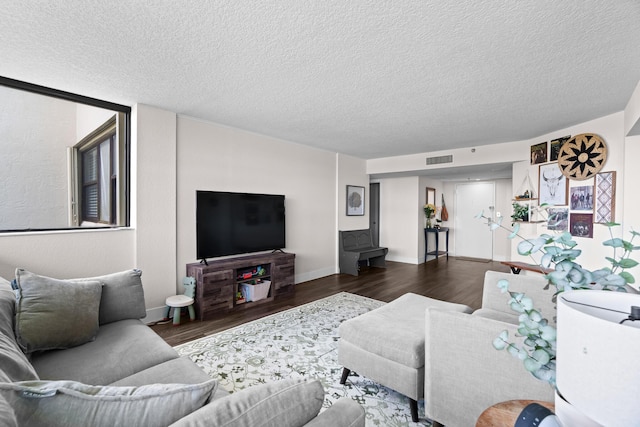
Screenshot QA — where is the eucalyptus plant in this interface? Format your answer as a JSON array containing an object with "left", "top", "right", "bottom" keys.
[{"left": 476, "top": 210, "right": 639, "bottom": 387}]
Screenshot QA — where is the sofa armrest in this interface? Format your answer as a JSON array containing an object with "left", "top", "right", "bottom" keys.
[
  {"left": 170, "top": 378, "right": 325, "bottom": 427},
  {"left": 425, "top": 309, "right": 554, "bottom": 427},
  {"left": 303, "top": 398, "right": 365, "bottom": 427}
]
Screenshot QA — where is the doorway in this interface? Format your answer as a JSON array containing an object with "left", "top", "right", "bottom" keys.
[
  {"left": 454, "top": 182, "right": 495, "bottom": 260},
  {"left": 369, "top": 182, "right": 380, "bottom": 247}
]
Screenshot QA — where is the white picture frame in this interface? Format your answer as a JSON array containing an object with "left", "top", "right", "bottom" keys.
[{"left": 538, "top": 163, "right": 568, "bottom": 206}]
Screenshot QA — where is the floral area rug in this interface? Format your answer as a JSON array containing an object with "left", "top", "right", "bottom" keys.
[{"left": 175, "top": 292, "right": 432, "bottom": 426}]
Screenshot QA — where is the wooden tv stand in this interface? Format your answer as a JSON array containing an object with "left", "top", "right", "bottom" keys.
[{"left": 186, "top": 252, "right": 295, "bottom": 320}]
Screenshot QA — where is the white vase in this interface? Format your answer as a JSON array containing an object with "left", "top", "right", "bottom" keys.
[{"left": 554, "top": 391, "right": 602, "bottom": 427}]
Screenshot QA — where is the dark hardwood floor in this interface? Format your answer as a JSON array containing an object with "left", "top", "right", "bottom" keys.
[{"left": 151, "top": 258, "right": 510, "bottom": 347}]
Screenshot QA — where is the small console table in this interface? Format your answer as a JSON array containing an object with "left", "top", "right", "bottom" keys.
[{"left": 424, "top": 227, "right": 449, "bottom": 262}]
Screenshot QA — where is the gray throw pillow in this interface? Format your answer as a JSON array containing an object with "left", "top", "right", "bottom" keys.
[
  {"left": 69, "top": 269, "right": 146, "bottom": 324},
  {"left": 0, "top": 379, "right": 217, "bottom": 427},
  {"left": 14, "top": 269, "right": 102, "bottom": 353}
]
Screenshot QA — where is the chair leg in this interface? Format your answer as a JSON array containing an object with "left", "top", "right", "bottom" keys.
[
  {"left": 172, "top": 306, "right": 181, "bottom": 326},
  {"left": 187, "top": 305, "right": 195, "bottom": 321},
  {"left": 340, "top": 368, "right": 351, "bottom": 385},
  {"left": 409, "top": 398, "right": 419, "bottom": 422},
  {"left": 163, "top": 305, "right": 171, "bottom": 320}
]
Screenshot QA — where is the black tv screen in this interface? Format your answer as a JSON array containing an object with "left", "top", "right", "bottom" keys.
[{"left": 196, "top": 191, "right": 286, "bottom": 260}]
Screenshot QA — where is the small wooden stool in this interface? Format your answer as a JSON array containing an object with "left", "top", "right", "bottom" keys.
[{"left": 164, "top": 278, "right": 196, "bottom": 326}]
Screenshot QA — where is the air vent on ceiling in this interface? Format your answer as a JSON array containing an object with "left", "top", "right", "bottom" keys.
[{"left": 426, "top": 155, "right": 453, "bottom": 165}]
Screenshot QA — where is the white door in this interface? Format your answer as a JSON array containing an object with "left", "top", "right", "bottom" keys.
[{"left": 455, "top": 182, "right": 495, "bottom": 260}]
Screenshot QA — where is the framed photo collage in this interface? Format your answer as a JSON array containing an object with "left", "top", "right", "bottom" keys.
[{"left": 531, "top": 136, "right": 615, "bottom": 238}]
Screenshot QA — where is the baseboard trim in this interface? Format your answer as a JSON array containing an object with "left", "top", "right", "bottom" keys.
[{"left": 143, "top": 306, "right": 166, "bottom": 325}]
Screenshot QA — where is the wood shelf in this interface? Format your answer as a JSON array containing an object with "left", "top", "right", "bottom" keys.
[{"left": 186, "top": 252, "right": 295, "bottom": 320}]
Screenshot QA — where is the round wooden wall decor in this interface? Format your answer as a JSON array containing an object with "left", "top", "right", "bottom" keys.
[{"left": 557, "top": 133, "right": 607, "bottom": 180}]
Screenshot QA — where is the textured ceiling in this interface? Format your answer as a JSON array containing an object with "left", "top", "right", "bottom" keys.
[{"left": 1, "top": 1, "right": 639, "bottom": 160}]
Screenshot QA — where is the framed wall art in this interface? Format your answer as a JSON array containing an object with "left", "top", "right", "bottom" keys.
[
  {"left": 538, "top": 162, "right": 568, "bottom": 206},
  {"left": 569, "top": 185, "right": 594, "bottom": 211},
  {"left": 549, "top": 136, "right": 570, "bottom": 161},
  {"left": 426, "top": 187, "right": 436, "bottom": 206},
  {"left": 569, "top": 213, "right": 593, "bottom": 238},
  {"left": 594, "top": 171, "right": 616, "bottom": 223},
  {"left": 530, "top": 141, "right": 547, "bottom": 165},
  {"left": 346, "top": 185, "right": 365, "bottom": 216},
  {"left": 547, "top": 207, "right": 569, "bottom": 231},
  {"left": 558, "top": 133, "right": 608, "bottom": 180}
]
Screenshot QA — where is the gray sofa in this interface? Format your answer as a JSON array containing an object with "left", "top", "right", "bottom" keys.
[
  {"left": 425, "top": 271, "right": 556, "bottom": 427},
  {"left": 0, "top": 269, "right": 365, "bottom": 427}
]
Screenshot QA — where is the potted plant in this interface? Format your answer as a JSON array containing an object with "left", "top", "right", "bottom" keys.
[
  {"left": 511, "top": 202, "right": 529, "bottom": 223},
  {"left": 424, "top": 203, "right": 436, "bottom": 228},
  {"left": 476, "top": 211, "right": 638, "bottom": 387}
]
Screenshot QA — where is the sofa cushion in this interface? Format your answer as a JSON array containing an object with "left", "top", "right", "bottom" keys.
[
  {"left": 0, "top": 277, "right": 16, "bottom": 339},
  {"left": 68, "top": 269, "right": 146, "bottom": 325},
  {"left": 170, "top": 378, "right": 324, "bottom": 427},
  {"left": 110, "top": 356, "right": 213, "bottom": 387},
  {"left": 0, "top": 334, "right": 39, "bottom": 384},
  {"left": 0, "top": 279, "right": 39, "bottom": 383},
  {"left": 0, "top": 379, "right": 216, "bottom": 427},
  {"left": 31, "top": 319, "right": 179, "bottom": 385},
  {"left": 472, "top": 308, "right": 520, "bottom": 325},
  {"left": 0, "top": 393, "right": 17, "bottom": 427},
  {"left": 14, "top": 269, "right": 102, "bottom": 353}
]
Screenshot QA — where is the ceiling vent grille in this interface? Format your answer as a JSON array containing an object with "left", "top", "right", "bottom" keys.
[{"left": 426, "top": 155, "right": 453, "bottom": 165}]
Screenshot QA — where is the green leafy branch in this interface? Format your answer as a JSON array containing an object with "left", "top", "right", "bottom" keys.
[
  {"left": 492, "top": 279, "right": 557, "bottom": 386},
  {"left": 476, "top": 211, "right": 639, "bottom": 387}
]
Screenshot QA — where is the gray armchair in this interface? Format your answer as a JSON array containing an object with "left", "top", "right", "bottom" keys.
[{"left": 424, "top": 271, "right": 556, "bottom": 427}]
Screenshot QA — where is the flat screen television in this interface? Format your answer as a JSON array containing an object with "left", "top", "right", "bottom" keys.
[{"left": 196, "top": 191, "right": 286, "bottom": 261}]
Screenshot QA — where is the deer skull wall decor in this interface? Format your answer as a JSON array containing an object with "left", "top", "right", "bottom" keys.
[{"left": 539, "top": 163, "right": 567, "bottom": 205}]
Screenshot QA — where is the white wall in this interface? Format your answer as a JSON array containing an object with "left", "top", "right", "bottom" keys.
[
  {"left": 75, "top": 103, "right": 116, "bottom": 141},
  {"left": 367, "top": 140, "right": 524, "bottom": 176},
  {"left": 0, "top": 105, "right": 361, "bottom": 322},
  {"left": 0, "top": 88, "right": 114, "bottom": 231},
  {"left": 624, "top": 135, "right": 640, "bottom": 233},
  {"left": 336, "top": 154, "right": 369, "bottom": 271},
  {"left": 376, "top": 176, "right": 421, "bottom": 264},
  {"left": 371, "top": 174, "right": 508, "bottom": 263},
  {"left": 0, "top": 228, "right": 135, "bottom": 280},
  {"left": 448, "top": 178, "right": 513, "bottom": 261},
  {"left": 625, "top": 80, "right": 640, "bottom": 136},
  {"left": 418, "top": 176, "right": 445, "bottom": 262},
  {"left": 131, "top": 104, "right": 178, "bottom": 319},
  {"left": 493, "top": 179, "right": 513, "bottom": 261},
  {"left": 621, "top": 88, "right": 640, "bottom": 290},
  {"left": 0, "top": 104, "right": 178, "bottom": 322},
  {"left": 337, "top": 154, "right": 369, "bottom": 231},
  {"left": 3, "top": 78, "right": 639, "bottom": 319},
  {"left": 0, "top": 86, "right": 74, "bottom": 229},
  {"left": 175, "top": 116, "right": 339, "bottom": 288},
  {"left": 510, "top": 112, "right": 627, "bottom": 270}
]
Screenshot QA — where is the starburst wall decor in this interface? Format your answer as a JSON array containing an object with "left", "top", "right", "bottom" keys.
[{"left": 557, "top": 133, "right": 607, "bottom": 180}]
